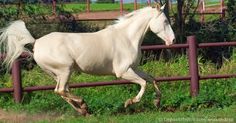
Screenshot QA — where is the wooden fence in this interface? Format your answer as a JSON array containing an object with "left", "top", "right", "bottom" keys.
[
  {"left": 52, "top": 0, "right": 226, "bottom": 22},
  {"left": 0, "top": 35, "right": 236, "bottom": 103}
]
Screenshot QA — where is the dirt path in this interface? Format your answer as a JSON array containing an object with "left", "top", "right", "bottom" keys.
[{"left": 0, "top": 109, "right": 57, "bottom": 123}]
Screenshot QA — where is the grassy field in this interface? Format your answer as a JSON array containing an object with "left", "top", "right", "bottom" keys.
[
  {"left": 1, "top": 104, "right": 235, "bottom": 123},
  {"left": 40, "top": 105, "right": 236, "bottom": 123},
  {"left": 62, "top": 3, "right": 147, "bottom": 12}
]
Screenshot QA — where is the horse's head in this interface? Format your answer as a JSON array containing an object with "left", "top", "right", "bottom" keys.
[{"left": 149, "top": 4, "right": 175, "bottom": 46}]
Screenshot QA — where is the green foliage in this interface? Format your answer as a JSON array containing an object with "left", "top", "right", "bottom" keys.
[
  {"left": 184, "top": 17, "right": 235, "bottom": 65},
  {"left": 96, "top": 0, "right": 115, "bottom": 3},
  {"left": 23, "top": 4, "right": 51, "bottom": 16},
  {"left": 227, "top": 0, "right": 236, "bottom": 20},
  {"left": 73, "top": 0, "right": 87, "bottom": 3},
  {"left": 0, "top": 6, "right": 18, "bottom": 27},
  {"left": 226, "top": 0, "right": 236, "bottom": 42}
]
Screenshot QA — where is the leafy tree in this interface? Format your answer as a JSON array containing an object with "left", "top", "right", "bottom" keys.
[
  {"left": 160, "top": 0, "right": 199, "bottom": 43},
  {"left": 227, "top": 0, "right": 236, "bottom": 21},
  {"left": 227, "top": 0, "right": 236, "bottom": 40}
]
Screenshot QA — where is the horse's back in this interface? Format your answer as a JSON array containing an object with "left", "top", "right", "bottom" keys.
[{"left": 33, "top": 31, "right": 115, "bottom": 75}]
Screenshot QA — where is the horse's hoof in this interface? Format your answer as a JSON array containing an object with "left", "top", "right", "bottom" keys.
[
  {"left": 77, "top": 108, "right": 90, "bottom": 116},
  {"left": 153, "top": 98, "right": 161, "bottom": 108},
  {"left": 82, "top": 111, "right": 91, "bottom": 117},
  {"left": 124, "top": 99, "right": 133, "bottom": 108},
  {"left": 84, "top": 113, "right": 91, "bottom": 117},
  {"left": 80, "top": 103, "right": 87, "bottom": 109}
]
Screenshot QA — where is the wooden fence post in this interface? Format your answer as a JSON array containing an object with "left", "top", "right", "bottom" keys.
[
  {"left": 86, "top": 0, "right": 90, "bottom": 13},
  {"left": 169, "top": 0, "right": 172, "bottom": 10},
  {"left": 200, "top": 0, "right": 205, "bottom": 24},
  {"left": 147, "top": 0, "right": 151, "bottom": 6},
  {"left": 12, "top": 60, "right": 23, "bottom": 103},
  {"left": 120, "top": 0, "right": 123, "bottom": 14},
  {"left": 221, "top": 0, "right": 225, "bottom": 20},
  {"left": 134, "top": 0, "right": 137, "bottom": 10},
  {"left": 52, "top": 0, "right": 56, "bottom": 15},
  {"left": 187, "top": 36, "right": 199, "bottom": 97}
]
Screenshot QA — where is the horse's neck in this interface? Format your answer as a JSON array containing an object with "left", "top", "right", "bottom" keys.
[{"left": 115, "top": 15, "right": 152, "bottom": 51}]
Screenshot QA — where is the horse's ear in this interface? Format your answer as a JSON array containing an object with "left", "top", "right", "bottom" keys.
[{"left": 160, "top": 4, "right": 166, "bottom": 11}]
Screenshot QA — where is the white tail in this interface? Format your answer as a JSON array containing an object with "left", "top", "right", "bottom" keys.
[{"left": 0, "top": 20, "right": 35, "bottom": 69}]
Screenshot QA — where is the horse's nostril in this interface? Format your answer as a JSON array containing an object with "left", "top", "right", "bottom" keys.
[{"left": 172, "top": 39, "right": 176, "bottom": 43}]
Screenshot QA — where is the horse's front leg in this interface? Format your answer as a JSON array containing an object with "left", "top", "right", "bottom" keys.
[
  {"left": 121, "top": 68, "right": 147, "bottom": 108},
  {"left": 134, "top": 70, "right": 161, "bottom": 108}
]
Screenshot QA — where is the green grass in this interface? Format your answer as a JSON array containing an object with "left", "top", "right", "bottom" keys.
[
  {"left": 0, "top": 55, "right": 235, "bottom": 116},
  {"left": 62, "top": 3, "right": 146, "bottom": 12},
  {"left": 205, "top": 0, "right": 228, "bottom": 7},
  {"left": 0, "top": 56, "right": 235, "bottom": 123},
  {"left": 39, "top": 105, "right": 236, "bottom": 123}
]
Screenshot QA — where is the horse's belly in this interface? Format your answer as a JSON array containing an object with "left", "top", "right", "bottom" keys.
[
  {"left": 76, "top": 60, "right": 114, "bottom": 75},
  {"left": 79, "top": 65, "right": 114, "bottom": 75}
]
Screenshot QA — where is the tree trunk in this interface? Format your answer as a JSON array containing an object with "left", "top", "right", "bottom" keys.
[
  {"left": 177, "top": 0, "right": 184, "bottom": 43},
  {"left": 17, "top": 0, "right": 23, "bottom": 18}
]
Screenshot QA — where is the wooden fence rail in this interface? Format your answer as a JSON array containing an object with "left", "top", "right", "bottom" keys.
[{"left": 0, "top": 35, "right": 236, "bottom": 103}]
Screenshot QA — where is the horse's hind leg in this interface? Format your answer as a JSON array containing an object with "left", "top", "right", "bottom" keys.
[
  {"left": 152, "top": 81, "right": 161, "bottom": 107},
  {"left": 53, "top": 68, "right": 89, "bottom": 116},
  {"left": 134, "top": 70, "right": 161, "bottom": 107},
  {"left": 120, "top": 68, "right": 147, "bottom": 108}
]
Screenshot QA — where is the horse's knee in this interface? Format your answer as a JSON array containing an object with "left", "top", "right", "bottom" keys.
[
  {"left": 54, "top": 81, "right": 69, "bottom": 94},
  {"left": 54, "top": 89, "right": 69, "bottom": 97},
  {"left": 140, "top": 81, "right": 146, "bottom": 88},
  {"left": 54, "top": 90, "right": 65, "bottom": 96}
]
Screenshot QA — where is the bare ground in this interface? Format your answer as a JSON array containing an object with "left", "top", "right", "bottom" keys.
[{"left": 0, "top": 109, "right": 58, "bottom": 123}]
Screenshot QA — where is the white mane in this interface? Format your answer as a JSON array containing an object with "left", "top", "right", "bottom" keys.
[{"left": 115, "top": 7, "right": 159, "bottom": 25}]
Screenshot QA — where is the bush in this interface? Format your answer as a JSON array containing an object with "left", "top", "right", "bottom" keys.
[{"left": 227, "top": 0, "right": 236, "bottom": 20}]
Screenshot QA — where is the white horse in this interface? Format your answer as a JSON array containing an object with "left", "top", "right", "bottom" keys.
[{"left": 0, "top": 5, "right": 175, "bottom": 115}]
